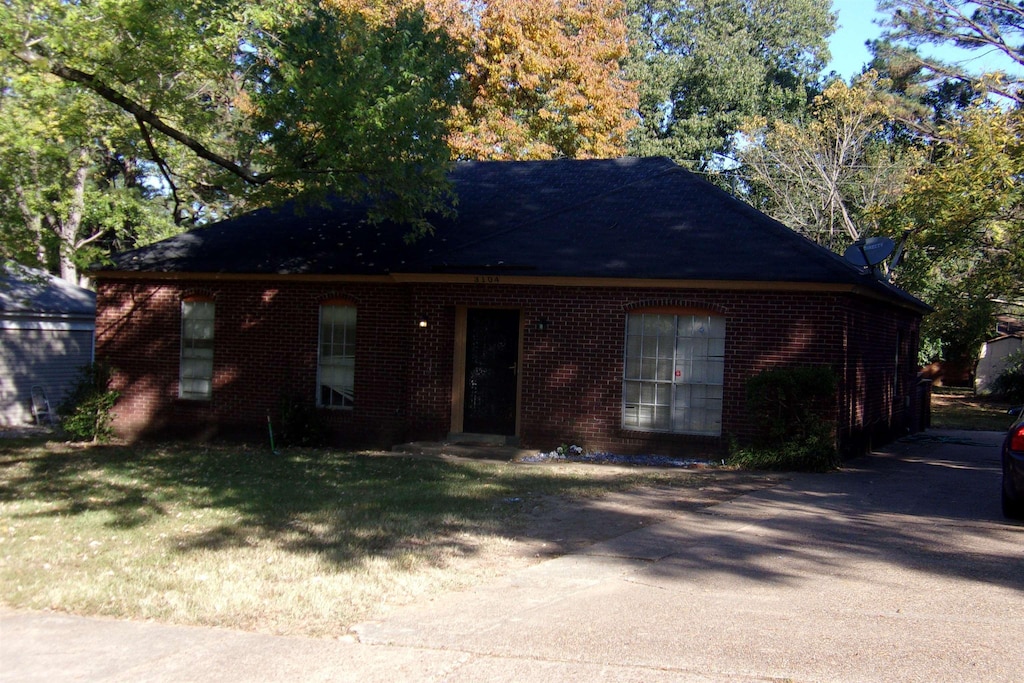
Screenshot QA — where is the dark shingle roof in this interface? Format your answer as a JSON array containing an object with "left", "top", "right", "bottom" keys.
[
  {"left": 101, "top": 157, "right": 926, "bottom": 309},
  {"left": 1, "top": 264, "right": 96, "bottom": 317}
]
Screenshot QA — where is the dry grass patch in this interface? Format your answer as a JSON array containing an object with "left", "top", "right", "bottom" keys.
[
  {"left": 0, "top": 440, "right": 771, "bottom": 636},
  {"left": 930, "top": 388, "right": 1018, "bottom": 431}
]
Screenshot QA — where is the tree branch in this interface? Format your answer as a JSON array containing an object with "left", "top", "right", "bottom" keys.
[
  {"left": 133, "top": 115, "right": 187, "bottom": 225},
  {"left": 14, "top": 47, "right": 273, "bottom": 186}
]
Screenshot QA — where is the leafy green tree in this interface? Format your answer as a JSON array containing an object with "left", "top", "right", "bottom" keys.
[
  {"left": 626, "top": 0, "right": 835, "bottom": 167},
  {"left": 241, "top": 5, "right": 465, "bottom": 227},
  {"left": 3, "top": 0, "right": 640, "bottom": 280},
  {"left": 825, "top": 34, "right": 1022, "bottom": 366},
  {"left": 890, "top": 102, "right": 1024, "bottom": 364},
  {"left": 0, "top": 70, "right": 174, "bottom": 282},
  {"left": 1, "top": 0, "right": 466, "bottom": 262}
]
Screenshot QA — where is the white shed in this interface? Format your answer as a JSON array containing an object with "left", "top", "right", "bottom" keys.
[
  {"left": 975, "top": 332, "right": 1024, "bottom": 396},
  {"left": 1, "top": 264, "right": 96, "bottom": 426}
]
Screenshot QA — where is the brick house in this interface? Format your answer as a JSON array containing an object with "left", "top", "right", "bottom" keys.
[{"left": 93, "top": 157, "right": 929, "bottom": 456}]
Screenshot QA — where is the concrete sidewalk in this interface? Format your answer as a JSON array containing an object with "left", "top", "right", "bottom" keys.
[{"left": 3, "top": 430, "right": 1022, "bottom": 682}]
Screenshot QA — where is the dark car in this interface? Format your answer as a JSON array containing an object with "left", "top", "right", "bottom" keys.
[{"left": 1002, "top": 406, "right": 1024, "bottom": 519}]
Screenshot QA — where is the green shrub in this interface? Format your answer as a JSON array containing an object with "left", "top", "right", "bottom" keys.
[
  {"left": 274, "top": 395, "right": 330, "bottom": 448},
  {"left": 59, "top": 363, "right": 120, "bottom": 442},
  {"left": 729, "top": 420, "right": 838, "bottom": 472},
  {"left": 731, "top": 366, "right": 839, "bottom": 472},
  {"left": 992, "top": 350, "right": 1024, "bottom": 402}
]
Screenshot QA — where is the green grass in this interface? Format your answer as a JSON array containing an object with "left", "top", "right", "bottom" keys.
[
  {"left": 0, "top": 439, "right": 705, "bottom": 636},
  {"left": 930, "top": 387, "right": 1019, "bottom": 431}
]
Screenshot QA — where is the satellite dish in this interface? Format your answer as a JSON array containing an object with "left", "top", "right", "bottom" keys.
[{"left": 844, "top": 236, "right": 896, "bottom": 267}]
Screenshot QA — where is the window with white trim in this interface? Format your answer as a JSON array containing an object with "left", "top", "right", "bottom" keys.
[
  {"left": 180, "top": 299, "right": 215, "bottom": 400},
  {"left": 318, "top": 304, "right": 356, "bottom": 408},
  {"left": 622, "top": 312, "right": 725, "bottom": 436}
]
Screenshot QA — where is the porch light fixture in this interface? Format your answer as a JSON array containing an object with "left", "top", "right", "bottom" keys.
[
  {"left": 417, "top": 315, "right": 429, "bottom": 328},
  {"left": 536, "top": 317, "right": 552, "bottom": 332}
]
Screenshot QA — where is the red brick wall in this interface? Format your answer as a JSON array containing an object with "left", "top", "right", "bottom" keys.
[
  {"left": 838, "top": 297, "right": 922, "bottom": 452},
  {"left": 95, "top": 278, "right": 921, "bottom": 455},
  {"left": 406, "top": 284, "right": 851, "bottom": 456},
  {"left": 95, "top": 280, "right": 413, "bottom": 445}
]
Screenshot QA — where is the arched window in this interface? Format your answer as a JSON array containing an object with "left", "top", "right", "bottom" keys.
[
  {"left": 318, "top": 302, "right": 356, "bottom": 409},
  {"left": 622, "top": 310, "right": 725, "bottom": 436},
  {"left": 180, "top": 297, "right": 215, "bottom": 400}
]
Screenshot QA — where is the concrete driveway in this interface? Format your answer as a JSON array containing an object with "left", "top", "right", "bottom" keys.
[{"left": 3, "top": 429, "right": 1022, "bottom": 682}]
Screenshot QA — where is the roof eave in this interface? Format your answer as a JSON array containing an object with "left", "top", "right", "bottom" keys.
[{"left": 90, "top": 269, "right": 928, "bottom": 312}]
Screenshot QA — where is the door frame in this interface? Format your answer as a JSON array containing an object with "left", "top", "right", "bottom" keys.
[{"left": 450, "top": 306, "right": 523, "bottom": 435}]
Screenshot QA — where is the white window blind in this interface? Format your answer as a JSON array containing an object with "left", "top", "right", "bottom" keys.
[
  {"left": 318, "top": 305, "right": 356, "bottom": 408},
  {"left": 180, "top": 300, "right": 215, "bottom": 400},
  {"left": 623, "top": 313, "right": 725, "bottom": 436}
]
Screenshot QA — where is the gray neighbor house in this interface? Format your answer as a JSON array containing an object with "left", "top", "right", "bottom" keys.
[
  {"left": 92, "top": 157, "right": 930, "bottom": 457},
  {"left": 1, "top": 264, "right": 96, "bottom": 426}
]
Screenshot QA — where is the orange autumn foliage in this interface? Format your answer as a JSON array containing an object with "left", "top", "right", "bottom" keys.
[
  {"left": 324, "top": 0, "right": 637, "bottom": 160},
  {"left": 448, "top": 0, "right": 636, "bottom": 159}
]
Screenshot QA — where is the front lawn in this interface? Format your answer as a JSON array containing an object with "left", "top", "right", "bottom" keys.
[{"left": 0, "top": 440, "right": 757, "bottom": 636}]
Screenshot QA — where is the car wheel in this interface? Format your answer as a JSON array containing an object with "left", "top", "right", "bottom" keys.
[{"left": 1002, "top": 477, "right": 1024, "bottom": 520}]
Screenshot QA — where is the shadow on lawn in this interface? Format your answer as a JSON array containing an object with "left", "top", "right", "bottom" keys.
[
  {"left": 0, "top": 442, "right": 172, "bottom": 530},
  {"left": 0, "top": 440, "right": 667, "bottom": 567},
  {"left": 1, "top": 433, "right": 1021, "bottom": 597}
]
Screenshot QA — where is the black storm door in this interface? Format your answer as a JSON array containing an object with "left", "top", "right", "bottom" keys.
[{"left": 463, "top": 309, "right": 520, "bottom": 435}]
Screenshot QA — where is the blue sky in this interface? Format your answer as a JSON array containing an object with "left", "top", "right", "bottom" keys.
[{"left": 828, "top": 0, "right": 883, "bottom": 78}]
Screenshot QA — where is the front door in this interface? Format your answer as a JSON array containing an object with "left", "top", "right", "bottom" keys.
[{"left": 463, "top": 309, "right": 520, "bottom": 435}]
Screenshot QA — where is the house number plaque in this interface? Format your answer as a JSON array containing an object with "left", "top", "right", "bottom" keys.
[{"left": 473, "top": 276, "right": 501, "bottom": 284}]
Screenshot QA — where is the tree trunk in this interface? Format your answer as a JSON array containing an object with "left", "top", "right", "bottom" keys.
[
  {"left": 54, "top": 149, "right": 91, "bottom": 284},
  {"left": 13, "top": 182, "right": 48, "bottom": 268}
]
